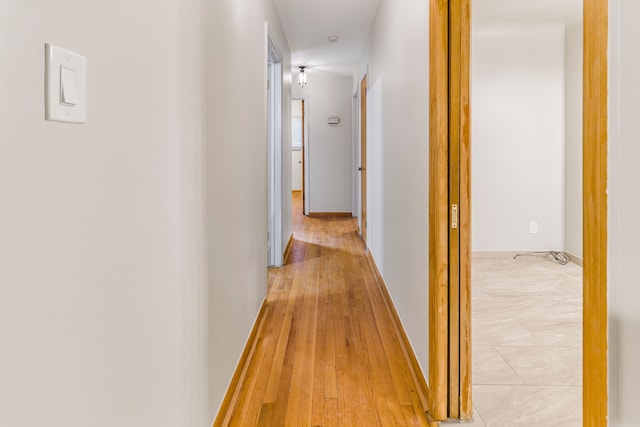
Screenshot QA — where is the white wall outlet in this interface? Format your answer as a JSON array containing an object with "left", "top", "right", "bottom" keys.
[{"left": 529, "top": 220, "right": 538, "bottom": 234}]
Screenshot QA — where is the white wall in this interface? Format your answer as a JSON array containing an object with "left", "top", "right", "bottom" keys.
[
  {"left": 205, "top": 0, "right": 291, "bottom": 420},
  {"left": 609, "top": 1, "right": 640, "bottom": 424},
  {"left": 564, "top": 20, "right": 584, "bottom": 260},
  {"left": 359, "top": 0, "right": 431, "bottom": 374},
  {"left": 292, "top": 73, "right": 353, "bottom": 214},
  {"left": 292, "top": 99, "right": 303, "bottom": 149},
  {"left": 0, "top": 0, "right": 291, "bottom": 425},
  {"left": 0, "top": 0, "right": 208, "bottom": 426},
  {"left": 472, "top": 25, "right": 565, "bottom": 251},
  {"left": 292, "top": 99, "right": 303, "bottom": 190}
]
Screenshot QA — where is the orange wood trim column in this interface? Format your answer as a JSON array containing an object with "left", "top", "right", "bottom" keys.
[
  {"left": 448, "top": 0, "right": 462, "bottom": 417},
  {"left": 583, "top": 0, "right": 608, "bottom": 425},
  {"left": 428, "top": 0, "right": 450, "bottom": 421},
  {"left": 457, "top": 0, "right": 472, "bottom": 420}
]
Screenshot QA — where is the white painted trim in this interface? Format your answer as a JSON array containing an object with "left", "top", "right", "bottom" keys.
[
  {"left": 471, "top": 251, "right": 523, "bottom": 259},
  {"left": 267, "top": 25, "right": 284, "bottom": 267},
  {"left": 352, "top": 93, "right": 359, "bottom": 228},
  {"left": 565, "top": 251, "right": 583, "bottom": 267},
  {"left": 356, "top": 84, "right": 363, "bottom": 237},
  {"left": 472, "top": 250, "right": 582, "bottom": 266}
]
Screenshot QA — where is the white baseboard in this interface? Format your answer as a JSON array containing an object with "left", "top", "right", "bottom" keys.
[
  {"left": 472, "top": 250, "right": 583, "bottom": 267},
  {"left": 564, "top": 251, "right": 583, "bottom": 267},
  {"left": 472, "top": 251, "right": 522, "bottom": 259}
]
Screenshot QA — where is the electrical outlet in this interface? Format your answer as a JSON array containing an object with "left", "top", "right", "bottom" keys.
[{"left": 529, "top": 221, "right": 538, "bottom": 234}]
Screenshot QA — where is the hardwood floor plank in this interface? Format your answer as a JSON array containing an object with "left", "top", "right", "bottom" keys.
[
  {"left": 216, "top": 192, "right": 430, "bottom": 426},
  {"left": 256, "top": 403, "right": 275, "bottom": 426},
  {"left": 324, "top": 398, "right": 339, "bottom": 427}
]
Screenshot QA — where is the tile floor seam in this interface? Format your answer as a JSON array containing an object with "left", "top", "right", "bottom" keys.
[{"left": 493, "top": 346, "right": 528, "bottom": 386}]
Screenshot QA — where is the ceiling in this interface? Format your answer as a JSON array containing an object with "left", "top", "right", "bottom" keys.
[
  {"left": 274, "top": 0, "right": 382, "bottom": 76},
  {"left": 274, "top": 0, "right": 582, "bottom": 75}
]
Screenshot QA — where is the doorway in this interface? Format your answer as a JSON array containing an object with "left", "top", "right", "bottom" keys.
[
  {"left": 428, "top": 0, "right": 608, "bottom": 425},
  {"left": 291, "top": 98, "right": 307, "bottom": 216},
  {"left": 471, "top": 12, "right": 584, "bottom": 427},
  {"left": 359, "top": 75, "right": 368, "bottom": 244},
  {"left": 267, "top": 35, "right": 284, "bottom": 267}
]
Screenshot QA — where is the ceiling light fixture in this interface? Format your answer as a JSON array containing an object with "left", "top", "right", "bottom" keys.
[
  {"left": 298, "top": 66, "right": 307, "bottom": 87},
  {"left": 328, "top": 35, "right": 339, "bottom": 43}
]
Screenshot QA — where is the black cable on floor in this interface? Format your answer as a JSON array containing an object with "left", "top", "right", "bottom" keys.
[{"left": 513, "top": 251, "right": 570, "bottom": 265}]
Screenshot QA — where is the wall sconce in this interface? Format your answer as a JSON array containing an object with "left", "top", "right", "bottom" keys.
[{"left": 298, "top": 66, "right": 307, "bottom": 88}]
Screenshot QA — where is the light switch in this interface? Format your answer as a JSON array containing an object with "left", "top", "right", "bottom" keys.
[
  {"left": 45, "top": 44, "right": 86, "bottom": 123},
  {"left": 60, "top": 66, "right": 77, "bottom": 106}
]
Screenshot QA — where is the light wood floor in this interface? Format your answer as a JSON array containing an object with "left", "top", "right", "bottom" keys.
[{"left": 218, "top": 192, "right": 430, "bottom": 426}]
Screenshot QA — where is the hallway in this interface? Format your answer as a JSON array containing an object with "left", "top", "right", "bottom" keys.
[{"left": 217, "top": 193, "right": 431, "bottom": 426}]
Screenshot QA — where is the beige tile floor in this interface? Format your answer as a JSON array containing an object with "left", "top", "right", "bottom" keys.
[{"left": 468, "top": 253, "right": 583, "bottom": 427}]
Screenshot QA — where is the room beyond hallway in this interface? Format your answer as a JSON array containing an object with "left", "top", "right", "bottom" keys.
[
  {"left": 216, "top": 192, "right": 431, "bottom": 426},
  {"left": 470, "top": 255, "right": 583, "bottom": 426}
]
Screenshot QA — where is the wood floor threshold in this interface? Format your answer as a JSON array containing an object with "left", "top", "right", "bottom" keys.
[
  {"left": 308, "top": 212, "right": 353, "bottom": 218},
  {"left": 213, "top": 300, "right": 269, "bottom": 427},
  {"left": 365, "top": 250, "right": 433, "bottom": 419},
  {"left": 283, "top": 233, "right": 294, "bottom": 264}
]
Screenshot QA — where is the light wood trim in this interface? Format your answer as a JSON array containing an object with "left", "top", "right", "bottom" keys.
[
  {"left": 448, "top": 0, "right": 462, "bottom": 417},
  {"left": 283, "top": 233, "right": 294, "bottom": 264},
  {"left": 457, "top": 0, "right": 472, "bottom": 420},
  {"left": 360, "top": 75, "right": 368, "bottom": 244},
  {"left": 365, "top": 251, "right": 436, "bottom": 425},
  {"left": 428, "top": 0, "right": 450, "bottom": 420},
  {"left": 308, "top": 212, "right": 352, "bottom": 219},
  {"left": 583, "top": 0, "right": 608, "bottom": 425},
  {"left": 213, "top": 300, "right": 269, "bottom": 427}
]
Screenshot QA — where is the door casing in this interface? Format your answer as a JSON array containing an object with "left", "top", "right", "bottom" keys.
[
  {"left": 428, "top": 0, "right": 608, "bottom": 424},
  {"left": 360, "top": 75, "right": 368, "bottom": 244}
]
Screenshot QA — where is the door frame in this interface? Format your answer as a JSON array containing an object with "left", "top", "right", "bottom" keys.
[
  {"left": 267, "top": 31, "right": 284, "bottom": 267},
  {"left": 292, "top": 97, "right": 308, "bottom": 214},
  {"left": 360, "top": 74, "right": 368, "bottom": 244},
  {"left": 428, "top": 0, "right": 608, "bottom": 423}
]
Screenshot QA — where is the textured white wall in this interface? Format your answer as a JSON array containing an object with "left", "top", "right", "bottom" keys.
[
  {"left": 292, "top": 73, "right": 353, "bottom": 213},
  {"left": 0, "top": 0, "right": 291, "bottom": 425},
  {"left": 564, "top": 20, "right": 583, "bottom": 260},
  {"left": 472, "top": 25, "right": 565, "bottom": 251},
  {"left": 359, "top": 0, "right": 430, "bottom": 375},
  {"left": 609, "top": 0, "right": 640, "bottom": 424}
]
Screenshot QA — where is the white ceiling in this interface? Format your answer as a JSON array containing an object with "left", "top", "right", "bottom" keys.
[
  {"left": 274, "top": 0, "right": 381, "bottom": 75},
  {"left": 274, "top": 0, "right": 582, "bottom": 75}
]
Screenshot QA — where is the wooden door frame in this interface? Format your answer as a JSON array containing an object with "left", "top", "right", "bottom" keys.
[
  {"left": 429, "top": 0, "right": 608, "bottom": 424},
  {"left": 582, "top": 1, "right": 608, "bottom": 425}
]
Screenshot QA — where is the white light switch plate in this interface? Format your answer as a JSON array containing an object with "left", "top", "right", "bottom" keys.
[{"left": 45, "top": 44, "right": 86, "bottom": 123}]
